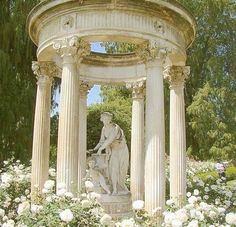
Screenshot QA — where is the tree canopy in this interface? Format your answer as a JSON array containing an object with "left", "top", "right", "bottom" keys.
[{"left": 0, "top": 0, "right": 40, "bottom": 162}]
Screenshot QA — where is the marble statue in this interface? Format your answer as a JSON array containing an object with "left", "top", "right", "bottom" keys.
[{"left": 93, "top": 112, "right": 129, "bottom": 195}]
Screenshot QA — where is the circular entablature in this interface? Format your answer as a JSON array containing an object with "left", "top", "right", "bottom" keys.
[{"left": 28, "top": 0, "right": 196, "bottom": 55}]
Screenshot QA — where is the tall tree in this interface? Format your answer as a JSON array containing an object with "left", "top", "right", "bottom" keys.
[
  {"left": 0, "top": 0, "right": 40, "bottom": 162},
  {"left": 179, "top": 0, "right": 236, "bottom": 160}
]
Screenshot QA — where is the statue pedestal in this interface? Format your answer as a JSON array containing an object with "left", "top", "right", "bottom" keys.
[{"left": 97, "top": 193, "right": 133, "bottom": 219}]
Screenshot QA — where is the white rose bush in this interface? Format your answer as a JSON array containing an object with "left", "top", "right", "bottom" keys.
[{"left": 0, "top": 159, "right": 235, "bottom": 226}]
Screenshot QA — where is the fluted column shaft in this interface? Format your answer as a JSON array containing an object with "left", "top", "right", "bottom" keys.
[
  {"left": 164, "top": 66, "right": 190, "bottom": 206},
  {"left": 57, "top": 56, "right": 79, "bottom": 193},
  {"left": 145, "top": 60, "right": 165, "bottom": 215},
  {"left": 31, "top": 62, "right": 56, "bottom": 196},
  {"left": 127, "top": 81, "right": 145, "bottom": 201},
  {"left": 54, "top": 36, "right": 90, "bottom": 194},
  {"left": 78, "top": 82, "right": 92, "bottom": 192}
]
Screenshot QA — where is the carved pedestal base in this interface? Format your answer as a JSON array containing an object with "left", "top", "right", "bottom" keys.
[{"left": 98, "top": 194, "right": 133, "bottom": 219}]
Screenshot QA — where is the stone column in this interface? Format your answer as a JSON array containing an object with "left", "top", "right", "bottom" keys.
[
  {"left": 164, "top": 66, "right": 190, "bottom": 206},
  {"left": 31, "top": 61, "right": 57, "bottom": 196},
  {"left": 53, "top": 36, "right": 90, "bottom": 194},
  {"left": 78, "top": 81, "right": 92, "bottom": 192},
  {"left": 137, "top": 41, "right": 166, "bottom": 216},
  {"left": 126, "top": 80, "right": 145, "bottom": 201}
]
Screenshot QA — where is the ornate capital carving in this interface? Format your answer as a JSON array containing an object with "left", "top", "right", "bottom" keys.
[
  {"left": 32, "top": 61, "right": 58, "bottom": 86},
  {"left": 79, "top": 81, "right": 93, "bottom": 96},
  {"left": 53, "top": 36, "right": 90, "bottom": 63},
  {"left": 135, "top": 40, "right": 172, "bottom": 63},
  {"left": 126, "top": 80, "right": 146, "bottom": 99},
  {"left": 163, "top": 66, "right": 190, "bottom": 88}
]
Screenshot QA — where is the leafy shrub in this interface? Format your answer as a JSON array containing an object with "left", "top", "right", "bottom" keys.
[{"left": 197, "top": 166, "right": 236, "bottom": 182}]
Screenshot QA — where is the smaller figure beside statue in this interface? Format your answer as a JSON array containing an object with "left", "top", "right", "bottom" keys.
[
  {"left": 86, "top": 112, "right": 129, "bottom": 196},
  {"left": 86, "top": 156, "right": 111, "bottom": 194}
]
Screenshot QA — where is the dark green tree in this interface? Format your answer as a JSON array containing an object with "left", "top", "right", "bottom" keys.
[
  {"left": 179, "top": 0, "right": 236, "bottom": 160},
  {"left": 0, "top": 0, "right": 40, "bottom": 162}
]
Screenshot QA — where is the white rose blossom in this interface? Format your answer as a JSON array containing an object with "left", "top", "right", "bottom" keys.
[
  {"left": 1, "top": 173, "right": 12, "bottom": 184},
  {"left": 57, "top": 182, "right": 66, "bottom": 190},
  {"left": 166, "top": 199, "right": 175, "bottom": 206},
  {"left": 193, "top": 189, "right": 200, "bottom": 196},
  {"left": 43, "top": 180, "right": 55, "bottom": 190},
  {"left": 57, "top": 188, "right": 66, "bottom": 196},
  {"left": 64, "top": 192, "right": 74, "bottom": 198},
  {"left": 164, "top": 212, "right": 176, "bottom": 224},
  {"left": 188, "top": 196, "right": 198, "bottom": 204},
  {"left": 89, "top": 192, "right": 101, "bottom": 199},
  {"left": 172, "top": 219, "right": 182, "bottom": 227},
  {"left": 17, "top": 201, "right": 30, "bottom": 215},
  {"left": 0, "top": 208, "right": 5, "bottom": 217},
  {"left": 85, "top": 180, "right": 94, "bottom": 189},
  {"left": 100, "top": 214, "right": 112, "bottom": 226},
  {"left": 81, "top": 199, "right": 91, "bottom": 208},
  {"left": 59, "top": 209, "right": 74, "bottom": 223},
  {"left": 187, "top": 192, "right": 192, "bottom": 197},
  {"left": 2, "top": 219, "right": 15, "bottom": 227},
  {"left": 187, "top": 220, "right": 198, "bottom": 227},
  {"left": 175, "top": 209, "right": 188, "bottom": 223},
  {"left": 132, "top": 200, "right": 144, "bottom": 210},
  {"left": 31, "top": 204, "right": 43, "bottom": 214},
  {"left": 118, "top": 218, "right": 136, "bottom": 227},
  {"left": 225, "top": 212, "right": 236, "bottom": 225}
]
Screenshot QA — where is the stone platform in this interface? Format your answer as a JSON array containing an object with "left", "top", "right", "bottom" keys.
[{"left": 97, "top": 193, "right": 133, "bottom": 219}]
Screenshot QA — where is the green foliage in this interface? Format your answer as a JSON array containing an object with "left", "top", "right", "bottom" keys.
[
  {"left": 17, "top": 197, "right": 102, "bottom": 227},
  {"left": 197, "top": 166, "right": 236, "bottom": 182},
  {"left": 101, "top": 42, "right": 135, "bottom": 54},
  {"left": 178, "top": 0, "right": 236, "bottom": 160},
  {"left": 187, "top": 82, "right": 236, "bottom": 160},
  {"left": 0, "top": 0, "right": 41, "bottom": 162}
]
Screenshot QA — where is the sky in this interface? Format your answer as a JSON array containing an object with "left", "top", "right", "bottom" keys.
[
  {"left": 53, "top": 43, "right": 106, "bottom": 114},
  {"left": 87, "top": 42, "right": 106, "bottom": 106}
]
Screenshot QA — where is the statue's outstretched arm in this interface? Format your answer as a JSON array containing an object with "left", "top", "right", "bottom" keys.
[
  {"left": 98, "top": 126, "right": 118, "bottom": 152},
  {"left": 94, "top": 127, "right": 105, "bottom": 150}
]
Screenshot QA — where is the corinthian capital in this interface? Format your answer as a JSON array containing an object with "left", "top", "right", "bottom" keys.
[
  {"left": 135, "top": 40, "right": 171, "bottom": 62},
  {"left": 163, "top": 66, "right": 190, "bottom": 88},
  {"left": 79, "top": 81, "right": 93, "bottom": 97},
  {"left": 126, "top": 79, "right": 146, "bottom": 99},
  {"left": 32, "top": 61, "right": 58, "bottom": 85},
  {"left": 53, "top": 36, "right": 90, "bottom": 62}
]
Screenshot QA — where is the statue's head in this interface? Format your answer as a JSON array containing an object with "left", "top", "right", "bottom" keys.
[
  {"left": 87, "top": 157, "right": 96, "bottom": 168},
  {"left": 100, "top": 112, "right": 113, "bottom": 125}
]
